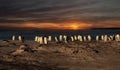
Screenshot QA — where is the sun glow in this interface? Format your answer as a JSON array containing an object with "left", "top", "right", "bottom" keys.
[
  {"left": 63, "top": 22, "right": 92, "bottom": 30},
  {"left": 70, "top": 24, "right": 79, "bottom": 30}
]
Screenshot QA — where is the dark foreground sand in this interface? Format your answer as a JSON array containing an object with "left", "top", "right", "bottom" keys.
[{"left": 0, "top": 40, "right": 120, "bottom": 70}]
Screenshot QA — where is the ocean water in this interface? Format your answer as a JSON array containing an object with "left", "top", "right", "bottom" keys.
[{"left": 0, "top": 29, "right": 119, "bottom": 40}]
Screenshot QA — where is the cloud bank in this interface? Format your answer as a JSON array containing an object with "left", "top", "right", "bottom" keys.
[{"left": 0, "top": 0, "right": 120, "bottom": 30}]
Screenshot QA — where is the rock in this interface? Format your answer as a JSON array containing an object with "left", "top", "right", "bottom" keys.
[
  {"left": 2, "top": 40, "right": 9, "bottom": 43},
  {"left": 19, "top": 44, "right": 28, "bottom": 50},
  {"left": 19, "top": 44, "right": 34, "bottom": 53},
  {"left": 11, "top": 49, "right": 24, "bottom": 55},
  {"left": 11, "top": 44, "right": 34, "bottom": 55}
]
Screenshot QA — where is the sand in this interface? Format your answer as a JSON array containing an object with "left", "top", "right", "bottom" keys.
[{"left": 0, "top": 40, "right": 120, "bottom": 70}]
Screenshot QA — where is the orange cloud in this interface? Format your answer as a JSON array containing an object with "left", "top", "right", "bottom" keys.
[
  {"left": 92, "top": 20, "right": 120, "bottom": 28},
  {"left": 22, "top": 22, "right": 92, "bottom": 30},
  {"left": 0, "top": 21, "right": 92, "bottom": 30},
  {"left": 0, "top": 21, "right": 119, "bottom": 30}
]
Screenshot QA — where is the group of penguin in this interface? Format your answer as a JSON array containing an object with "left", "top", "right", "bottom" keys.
[{"left": 34, "top": 34, "right": 120, "bottom": 45}]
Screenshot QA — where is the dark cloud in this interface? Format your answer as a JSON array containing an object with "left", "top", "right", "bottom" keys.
[{"left": 0, "top": 0, "right": 120, "bottom": 27}]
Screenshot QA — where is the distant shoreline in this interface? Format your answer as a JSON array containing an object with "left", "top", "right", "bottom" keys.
[{"left": 0, "top": 28, "right": 119, "bottom": 31}]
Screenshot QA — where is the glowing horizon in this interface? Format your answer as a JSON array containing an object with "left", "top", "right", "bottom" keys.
[{"left": 0, "top": 21, "right": 119, "bottom": 30}]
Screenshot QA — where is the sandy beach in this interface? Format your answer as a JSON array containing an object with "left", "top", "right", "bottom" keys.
[{"left": 0, "top": 40, "right": 120, "bottom": 70}]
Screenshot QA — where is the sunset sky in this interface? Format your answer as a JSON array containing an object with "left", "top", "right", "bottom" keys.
[{"left": 0, "top": 0, "right": 120, "bottom": 30}]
